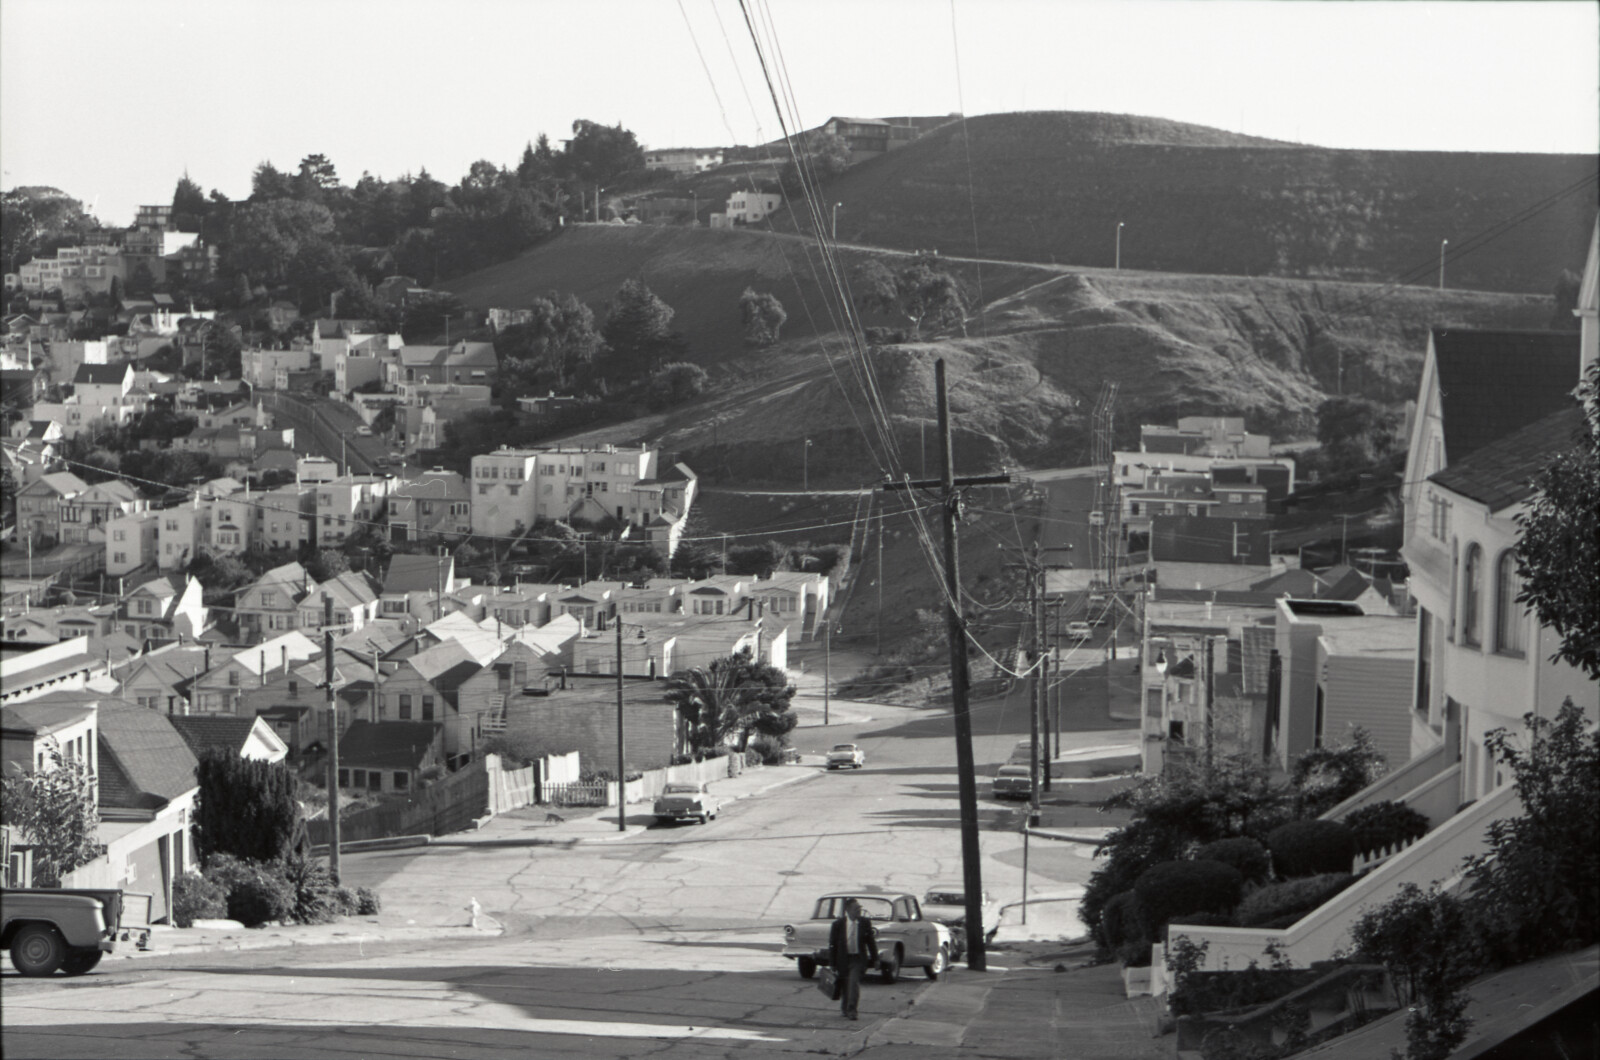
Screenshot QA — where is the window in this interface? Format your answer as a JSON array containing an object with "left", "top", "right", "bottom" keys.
[
  {"left": 352, "top": 769, "right": 366, "bottom": 788},
  {"left": 113, "top": 552, "right": 126, "bottom": 564},
  {"left": 393, "top": 771, "right": 409, "bottom": 791},
  {"left": 1495, "top": 552, "right": 1526, "bottom": 655},
  {"left": 1415, "top": 607, "right": 1432, "bottom": 718},
  {"left": 421, "top": 695, "right": 435, "bottom": 720},
  {"left": 1461, "top": 544, "right": 1483, "bottom": 647},
  {"left": 478, "top": 484, "right": 489, "bottom": 496},
  {"left": 228, "top": 670, "right": 240, "bottom": 686},
  {"left": 288, "top": 680, "right": 299, "bottom": 698},
  {"left": 507, "top": 484, "right": 520, "bottom": 496},
  {"left": 399, "top": 693, "right": 412, "bottom": 719},
  {"left": 1447, "top": 539, "right": 1459, "bottom": 642}
]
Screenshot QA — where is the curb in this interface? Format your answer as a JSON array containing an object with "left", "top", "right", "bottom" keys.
[
  {"left": 1024, "top": 828, "right": 1109, "bottom": 845},
  {"left": 132, "top": 924, "right": 501, "bottom": 959},
  {"left": 309, "top": 834, "right": 432, "bottom": 857}
]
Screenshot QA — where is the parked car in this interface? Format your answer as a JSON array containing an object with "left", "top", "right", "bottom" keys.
[
  {"left": 921, "top": 885, "right": 998, "bottom": 959},
  {"left": 355, "top": 425, "right": 373, "bottom": 436},
  {"left": 781, "top": 891, "right": 953, "bottom": 983},
  {"left": 653, "top": 782, "right": 720, "bottom": 825},
  {"left": 1065, "top": 621, "right": 1094, "bottom": 640},
  {"left": 826, "top": 743, "right": 866, "bottom": 770},
  {"left": 991, "top": 764, "right": 1032, "bottom": 800},
  {"left": 1, "top": 888, "right": 150, "bottom": 977}
]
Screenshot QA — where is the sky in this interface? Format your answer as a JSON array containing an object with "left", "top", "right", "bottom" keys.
[{"left": 2, "top": 0, "right": 1596, "bottom": 226}]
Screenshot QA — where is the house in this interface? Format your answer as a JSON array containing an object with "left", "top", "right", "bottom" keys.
[
  {"left": 257, "top": 481, "right": 314, "bottom": 550},
  {"left": 189, "top": 630, "right": 320, "bottom": 715},
  {"left": 375, "top": 639, "right": 483, "bottom": 756},
  {"left": 643, "top": 147, "right": 725, "bottom": 174},
  {"left": 709, "top": 189, "right": 783, "bottom": 227},
  {"left": 500, "top": 677, "right": 680, "bottom": 772},
  {"left": 387, "top": 471, "right": 471, "bottom": 543},
  {"left": 514, "top": 392, "right": 583, "bottom": 417},
  {"left": 1269, "top": 599, "right": 1415, "bottom": 772},
  {"left": 167, "top": 714, "right": 289, "bottom": 763},
  {"left": 61, "top": 479, "right": 146, "bottom": 544},
  {"left": 1165, "top": 236, "right": 1597, "bottom": 976},
  {"left": 455, "top": 637, "right": 563, "bottom": 748},
  {"left": 106, "top": 510, "right": 160, "bottom": 576},
  {"left": 231, "top": 648, "right": 378, "bottom": 755},
  {"left": 819, "top": 116, "right": 921, "bottom": 162},
  {"left": 312, "top": 475, "right": 391, "bottom": 546},
  {"left": 0, "top": 696, "right": 98, "bottom": 781},
  {"left": 388, "top": 342, "right": 496, "bottom": 386},
  {"left": 156, "top": 480, "right": 240, "bottom": 571},
  {"left": 233, "top": 561, "right": 314, "bottom": 641},
  {"left": 379, "top": 552, "right": 457, "bottom": 626},
  {"left": 0, "top": 637, "right": 108, "bottom": 705},
  {"left": 112, "top": 643, "right": 226, "bottom": 715},
  {"left": 115, "top": 575, "right": 208, "bottom": 644},
  {"left": 13, "top": 471, "right": 89, "bottom": 545},
  {"left": 1148, "top": 516, "right": 1281, "bottom": 591},
  {"left": 241, "top": 347, "right": 312, "bottom": 389},
  {"left": 335, "top": 720, "right": 444, "bottom": 795},
  {"left": 294, "top": 571, "right": 381, "bottom": 633}
]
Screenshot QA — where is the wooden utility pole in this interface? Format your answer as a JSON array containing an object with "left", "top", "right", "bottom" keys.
[
  {"left": 323, "top": 593, "right": 341, "bottom": 882},
  {"left": 875, "top": 497, "right": 885, "bottom": 656},
  {"left": 1028, "top": 553, "right": 1043, "bottom": 823},
  {"left": 616, "top": 613, "right": 626, "bottom": 832},
  {"left": 883, "top": 359, "right": 1011, "bottom": 971}
]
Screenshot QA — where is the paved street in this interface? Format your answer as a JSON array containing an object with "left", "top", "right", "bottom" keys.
[{"left": 3, "top": 680, "right": 1141, "bottom": 1059}]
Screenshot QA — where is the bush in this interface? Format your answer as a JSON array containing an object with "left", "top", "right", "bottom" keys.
[
  {"left": 1117, "top": 939, "right": 1153, "bottom": 967},
  {"left": 1135, "top": 861, "right": 1244, "bottom": 933},
  {"left": 1169, "top": 910, "right": 1234, "bottom": 929},
  {"left": 171, "top": 872, "right": 228, "bottom": 927},
  {"left": 282, "top": 854, "right": 338, "bottom": 925},
  {"left": 355, "top": 886, "right": 382, "bottom": 915},
  {"left": 228, "top": 872, "right": 296, "bottom": 927},
  {"left": 1345, "top": 800, "right": 1430, "bottom": 856},
  {"left": 334, "top": 886, "right": 360, "bottom": 916},
  {"left": 1266, "top": 820, "right": 1356, "bottom": 878},
  {"left": 1101, "top": 891, "right": 1145, "bottom": 950},
  {"left": 747, "top": 734, "right": 789, "bottom": 766},
  {"left": 1235, "top": 874, "right": 1354, "bottom": 928},
  {"left": 1195, "top": 837, "right": 1271, "bottom": 884}
]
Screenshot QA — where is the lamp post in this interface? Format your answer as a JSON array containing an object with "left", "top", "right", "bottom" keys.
[
  {"left": 1438, "top": 239, "right": 1448, "bottom": 290},
  {"left": 831, "top": 202, "right": 842, "bottom": 241},
  {"left": 803, "top": 437, "right": 813, "bottom": 492},
  {"left": 1115, "top": 222, "right": 1124, "bottom": 270}
]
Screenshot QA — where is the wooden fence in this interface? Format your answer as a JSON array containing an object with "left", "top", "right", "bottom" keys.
[{"left": 308, "top": 759, "right": 489, "bottom": 846}]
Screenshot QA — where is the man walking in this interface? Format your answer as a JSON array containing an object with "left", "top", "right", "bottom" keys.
[{"left": 828, "top": 898, "right": 879, "bottom": 1020}]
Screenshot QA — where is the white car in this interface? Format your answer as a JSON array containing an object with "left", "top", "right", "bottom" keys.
[
  {"left": 1065, "top": 621, "right": 1094, "bottom": 640},
  {"left": 781, "top": 891, "right": 953, "bottom": 982},
  {"left": 355, "top": 425, "right": 373, "bottom": 436},
  {"left": 826, "top": 743, "right": 866, "bottom": 770},
  {"left": 652, "top": 783, "right": 720, "bottom": 825},
  {"left": 921, "top": 885, "right": 998, "bottom": 959}
]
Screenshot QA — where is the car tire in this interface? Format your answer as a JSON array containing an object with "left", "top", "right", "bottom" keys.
[
  {"left": 61, "top": 948, "right": 103, "bottom": 976},
  {"left": 879, "top": 947, "right": 900, "bottom": 984},
  {"left": 797, "top": 957, "right": 817, "bottom": 979},
  {"left": 11, "top": 923, "right": 65, "bottom": 977},
  {"left": 698, "top": 813, "right": 708, "bottom": 825},
  {"left": 924, "top": 944, "right": 949, "bottom": 980}
]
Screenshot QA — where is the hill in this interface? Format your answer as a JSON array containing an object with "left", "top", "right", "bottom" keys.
[
  {"left": 471, "top": 224, "right": 1554, "bottom": 487},
  {"left": 784, "top": 111, "right": 1595, "bottom": 295}
]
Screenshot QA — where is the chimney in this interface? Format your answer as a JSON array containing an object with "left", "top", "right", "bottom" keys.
[
  {"left": 203, "top": 646, "right": 211, "bottom": 673},
  {"left": 260, "top": 650, "right": 266, "bottom": 685},
  {"left": 281, "top": 645, "right": 288, "bottom": 674}
]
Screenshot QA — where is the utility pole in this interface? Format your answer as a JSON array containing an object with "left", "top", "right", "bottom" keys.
[
  {"left": 616, "top": 613, "right": 626, "bottom": 832},
  {"left": 1028, "top": 551, "right": 1043, "bottom": 824},
  {"left": 875, "top": 499, "right": 885, "bottom": 656},
  {"left": 1203, "top": 635, "right": 1216, "bottom": 779},
  {"left": 883, "top": 359, "right": 1012, "bottom": 971},
  {"left": 1040, "top": 592, "right": 1052, "bottom": 794},
  {"left": 823, "top": 620, "right": 831, "bottom": 726},
  {"left": 323, "top": 594, "right": 341, "bottom": 883},
  {"left": 1054, "top": 596, "right": 1063, "bottom": 759}
]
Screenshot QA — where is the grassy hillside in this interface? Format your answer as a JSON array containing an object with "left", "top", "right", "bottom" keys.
[
  {"left": 444, "top": 225, "right": 1046, "bottom": 363},
  {"left": 788, "top": 111, "right": 1595, "bottom": 295}
]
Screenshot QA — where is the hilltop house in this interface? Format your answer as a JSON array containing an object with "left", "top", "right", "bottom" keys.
[
  {"left": 116, "top": 575, "right": 208, "bottom": 644},
  {"left": 234, "top": 562, "right": 314, "bottom": 641},
  {"left": 189, "top": 630, "right": 320, "bottom": 715},
  {"left": 13, "top": 471, "right": 89, "bottom": 545},
  {"left": 375, "top": 639, "right": 483, "bottom": 758}
]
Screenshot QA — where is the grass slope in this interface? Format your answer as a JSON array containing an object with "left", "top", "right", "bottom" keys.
[{"left": 794, "top": 111, "right": 1595, "bottom": 294}]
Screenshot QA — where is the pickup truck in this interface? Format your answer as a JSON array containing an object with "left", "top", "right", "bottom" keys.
[
  {"left": 1, "top": 888, "right": 151, "bottom": 977},
  {"left": 653, "top": 782, "right": 720, "bottom": 825}
]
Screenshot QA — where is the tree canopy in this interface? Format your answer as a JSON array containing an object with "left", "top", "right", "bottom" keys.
[
  {"left": 740, "top": 287, "right": 788, "bottom": 348},
  {"left": 663, "top": 650, "right": 797, "bottom": 753},
  {"left": 853, "top": 254, "right": 969, "bottom": 340},
  {"left": 0, "top": 745, "right": 106, "bottom": 886}
]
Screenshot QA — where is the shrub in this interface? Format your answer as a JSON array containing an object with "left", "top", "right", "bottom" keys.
[
  {"left": 171, "top": 872, "right": 228, "bottom": 928},
  {"left": 1266, "top": 820, "right": 1356, "bottom": 878},
  {"left": 334, "top": 886, "right": 360, "bottom": 916},
  {"left": 1235, "top": 874, "right": 1354, "bottom": 928},
  {"left": 227, "top": 871, "right": 296, "bottom": 927},
  {"left": 355, "top": 886, "right": 382, "bottom": 915},
  {"left": 1169, "top": 910, "right": 1234, "bottom": 929},
  {"left": 1117, "top": 939, "right": 1153, "bottom": 967},
  {"left": 744, "top": 747, "right": 763, "bottom": 767},
  {"left": 201, "top": 852, "right": 259, "bottom": 895},
  {"left": 1195, "top": 837, "right": 1271, "bottom": 884},
  {"left": 1101, "top": 891, "right": 1145, "bottom": 950},
  {"left": 747, "top": 734, "right": 789, "bottom": 765},
  {"left": 282, "top": 854, "right": 338, "bottom": 925},
  {"left": 1351, "top": 883, "right": 1483, "bottom": 1060},
  {"left": 1345, "top": 800, "right": 1430, "bottom": 856},
  {"left": 1134, "top": 860, "right": 1244, "bottom": 933}
]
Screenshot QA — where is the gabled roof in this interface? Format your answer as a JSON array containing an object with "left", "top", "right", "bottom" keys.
[
  {"left": 337, "top": 720, "right": 440, "bottom": 770},
  {"left": 408, "top": 639, "right": 483, "bottom": 689},
  {"left": 167, "top": 715, "right": 275, "bottom": 760},
  {"left": 73, "top": 362, "right": 131, "bottom": 386},
  {"left": 309, "top": 570, "right": 379, "bottom": 611},
  {"left": 384, "top": 553, "right": 448, "bottom": 595},
  {"left": 96, "top": 701, "right": 199, "bottom": 808},
  {"left": 1432, "top": 329, "right": 1581, "bottom": 464},
  {"left": 0, "top": 699, "right": 95, "bottom": 737},
  {"left": 234, "top": 630, "right": 320, "bottom": 674},
  {"left": 1430, "top": 406, "right": 1585, "bottom": 512},
  {"left": 26, "top": 471, "right": 89, "bottom": 497}
]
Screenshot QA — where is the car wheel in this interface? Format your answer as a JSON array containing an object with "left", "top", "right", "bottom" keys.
[
  {"left": 11, "top": 923, "right": 66, "bottom": 977},
  {"left": 797, "top": 957, "right": 817, "bottom": 979},
  {"left": 879, "top": 947, "right": 900, "bottom": 984},
  {"left": 61, "top": 949, "right": 103, "bottom": 976},
  {"left": 924, "top": 944, "right": 949, "bottom": 980},
  {"left": 698, "top": 813, "right": 708, "bottom": 825}
]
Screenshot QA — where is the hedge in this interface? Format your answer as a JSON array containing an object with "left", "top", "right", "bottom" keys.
[
  {"left": 1345, "top": 800, "right": 1430, "bottom": 856},
  {"left": 1101, "top": 891, "right": 1144, "bottom": 949},
  {"left": 1235, "top": 873, "right": 1355, "bottom": 928},
  {"left": 1196, "top": 837, "right": 1271, "bottom": 884},
  {"left": 1266, "top": 819, "right": 1356, "bottom": 878},
  {"left": 171, "top": 873, "right": 228, "bottom": 928},
  {"left": 1135, "top": 860, "right": 1244, "bottom": 933}
]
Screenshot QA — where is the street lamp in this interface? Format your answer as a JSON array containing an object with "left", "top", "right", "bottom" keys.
[
  {"left": 831, "top": 202, "right": 842, "bottom": 241},
  {"left": 1438, "top": 239, "right": 1448, "bottom": 290},
  {"left": 803, "top": 437, "right": 813, "bottom": 492},
  {"left": 1115, "top": 222, "right": 1125, "bottom": 270}
]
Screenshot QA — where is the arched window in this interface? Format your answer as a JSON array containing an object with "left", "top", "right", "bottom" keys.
[
  {"left": 1495, "top": 551, "right": 1526, "bottom": 655},
  {"left": 1461, "top": 544, "right": 1484, "bottom": 646}
]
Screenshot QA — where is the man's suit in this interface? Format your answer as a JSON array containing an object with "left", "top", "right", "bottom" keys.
[{"left": 828, "top": 913, "right": 879, "bottom": 1018}]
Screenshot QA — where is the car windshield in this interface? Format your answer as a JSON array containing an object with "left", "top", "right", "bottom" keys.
[
  {"left": 663, "top": 784, "right": 700, "bottom": 794},
  {"left": 924, "top": 892, "right": 964, "bottom": 906},
  {"left": 830, "top": 744, "right": 857, "bottom": 752},
  {"left": 998, "top": 766, "right": 1030, "bottom": 777},
  {"left": 813, "top": 896, "right": 895, "bottom": 921}
]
